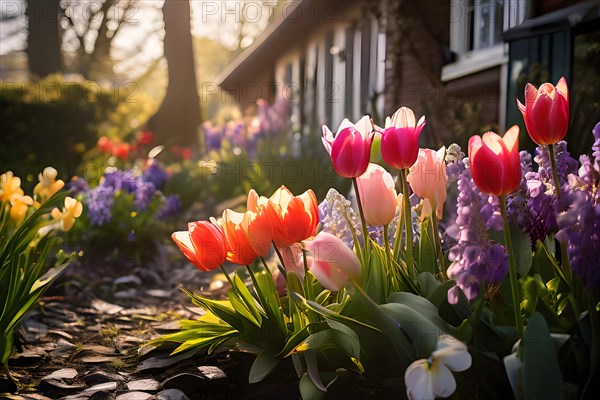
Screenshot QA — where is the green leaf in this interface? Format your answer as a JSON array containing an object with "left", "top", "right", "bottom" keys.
[
  {"left": 427, "top": 280, "right": 455, "bottom": 308},
  {"left": 362, "top": 245, "right": 387, "bottom": 304},
  {"left": 295, "top": 329, "right": 360, "bottom": 359},
  {"left": 418, "top": 218, "right": 437, "bottom": 274},
  {"left": 511, "top": 225, "right": 533, "bottom": 276},
  {"left": 522, "top": 312, "right": 564, "bottom": 400},
  {"left": 229, "top": 290, "right": 261, "bottom": 328},
  {"left": 299, "top": 373, "right": 327, "bottom": 400},
  {"left": 248, "top": 345, "right": 281, "bottom": 383},
  {"left": 417, "top": 272, "right": 440, "bottom": 297}
]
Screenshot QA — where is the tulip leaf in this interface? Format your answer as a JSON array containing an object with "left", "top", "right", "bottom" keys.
[
  {"left": 418, "top": 218, "right": 437, "bottom": 274},
  {"left": 228, "top": 290, "right": 261, "bottom": 328},
  {"left": 299, "top": 373, "right": 327, "bottom": 400},
  {"left": 278, "top": 322, "right": 329, "bottom": 357},
  {"left": 362, "top": 245, "right": 387, "bottom": 304},
  {"left": 417, "top": 272, "right": 439, "bottom": 297},
  {"left": 232, "top": 273, "right": 265, "bottom": 317},
  {"left": 294, "top": 328, "right": 360, "bottom": 359},
  {"left": 426, "top": 280, "right": 456, "bottom": 308},
  {"left": 522, "top": 312, "right": 564, "bottom": 400},
  {"left": 248, "top": 345, "right": 282, "bottom": 383},
  {"left": 379, "top": 302, "right": 446, "bottom": 357},
  {"left": 511, "top": 225, "right": 533, "bottom": 276},
  {"left": 183, "top": 288, "right": 244, "bottom": 332}
]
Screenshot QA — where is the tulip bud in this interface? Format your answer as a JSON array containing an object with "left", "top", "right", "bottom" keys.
[
  {"left": 517, "top": 77, "right": 569, "bottom": 145},
  {"left": 381, "top": 107, "right": 425, "bottom": 170},
  {"left": 356, "top": 163, "right": 398, "bottom": 226},
  {"left": 306, "top": 232, "right": 361, "bottom": 291},
  {"left": 407, "top": 147, "right": 447, "bottom": 219},
  {"left": 322, "top": 116, "right": 374, "bottom": 178},
  {"left": 468, "top": 126, "right": 521, "bottom": 197}
]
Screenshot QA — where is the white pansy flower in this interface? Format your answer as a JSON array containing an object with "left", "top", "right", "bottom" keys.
[{"left": 404, "top": 335, "right": 472, "bottom": 400}]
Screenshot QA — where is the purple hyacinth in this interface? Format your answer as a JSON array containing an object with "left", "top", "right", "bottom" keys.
[
  {"left": 87, "top": 185, "right": 114, "bottom": 225},
  {"left": 446, "top": 166, "right": 508, "bottom": 303},
  {"left": 156, "top": 194, "right": 181, "bottom": 219},
  {"left": 102, "top": 170, "right": 138, "bottom": 193},
  {"left": 556, "top": 190, "right": 600, "bottom": 290},
  {"left": 592, "top": 122, "right": 600, "bottom": 163},
  {"left": 318, "top": 188, "right": 361, "bottom": 249},
  {"left": 142, "top": 161, "right": 168, "bottom": 190},
  {"left": 66, "top": 177, "right": 89, "bottom": 196},
  {"left": 134, "top": 180, "right": 156, "bottom": 211}
]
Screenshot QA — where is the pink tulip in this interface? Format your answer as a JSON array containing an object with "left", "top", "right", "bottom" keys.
[
  {"left": 356, "top": 163, "right": 398, "bottom": 226},
  {"left": 306, "top": 232, "right": 361, "bottom": 291},
  {"left": 280, "top": 243, "right": 310, "bottom": 280},
  {"left": 407, "top": 148, "right": 447, "bottom": 219},
  {"left": 381, "top": 107, "right": 426, "bottom": 170},
  {"left": 517, "top": 77, "right": 569, "bottom": 145},
  {"left": 322, "top": 116, "right": 374, "bottom": 178},
  {"left": 468, "top": 126, "right": 521, "bottom": 197}
]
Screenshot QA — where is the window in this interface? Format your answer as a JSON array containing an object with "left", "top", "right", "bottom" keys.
[{"left": 444, "top": 0, "right": 528, "bottom": 81}]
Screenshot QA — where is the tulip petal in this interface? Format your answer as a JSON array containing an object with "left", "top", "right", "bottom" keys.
[{"left": 556, "top": 76, "right": 568, "bottom": 102}]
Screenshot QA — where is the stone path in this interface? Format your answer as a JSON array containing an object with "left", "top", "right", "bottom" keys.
[{"left": 3, "top": 245, "right": 300, "bottom": 399}]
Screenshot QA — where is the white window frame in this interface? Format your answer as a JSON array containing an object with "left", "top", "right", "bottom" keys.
[{"left": 442, "top": 0, "right": 529, "bottom": 82}]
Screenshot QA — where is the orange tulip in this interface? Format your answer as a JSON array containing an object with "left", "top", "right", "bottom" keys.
[
  {"left": 172, "top": 221, "right": 226, "bottom": 271},
  {"left": 268, "top": 185, "right": 319, "bottom": 247},
  {"left": 222, "top": 208, "right": 272, "bottom": 265}
]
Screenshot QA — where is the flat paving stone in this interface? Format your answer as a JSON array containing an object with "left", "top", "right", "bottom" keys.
[
  {"left": 83, "top": 370, "right": 126, "bottom": 385},
  {"left": 197, "top": 366, "right": 226, "bottom": 380},
  {"left": 127, "top": 378, "right": 160, "bottom": 392},
  {"left": 41, "top": 368, "right": 78, "bottom": 381},
  {"left": 116, "top": 392, "right": 153, "bottom": 400}
]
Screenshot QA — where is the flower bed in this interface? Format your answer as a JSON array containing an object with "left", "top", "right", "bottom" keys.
[{"left": 147, "top": 77, "right": 600, "bottom": 399}]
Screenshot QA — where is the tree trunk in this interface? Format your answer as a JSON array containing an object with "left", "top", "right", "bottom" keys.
[
  {"left": 147, "top": 0, "right": 201, "bottom": 146},
  {"left": 25, "top": 0, "right": 62, "bottom": 78}
]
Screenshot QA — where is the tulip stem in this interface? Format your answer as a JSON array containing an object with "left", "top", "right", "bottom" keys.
[
  {"left": 548, "top": 144, "right": 573, "bottom": 282},
  {"left": 219, "top": 265, "right": 235, "bottom": 289},
  {"left": 547, "top": 144, "right": 562, "bottom": 198},
  {"left": 431, "top": 211, "right": 446, "bottom": 278},
  {"left": 499, "top": 195, "right": 524, "bottom": 339},
  {"left": 400, "top": 169, "right": 415, "bottom": 279},
  {"left": 352, "top": 177, "right": 370, "bottom": 255}
]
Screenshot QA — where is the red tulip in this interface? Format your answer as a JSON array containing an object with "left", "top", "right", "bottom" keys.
[
  {"left": 172, "top": 221, "right": 226, "bottom": 271},
  {"left": 517, "top": 77, "right": 569, "bottom": 145},
  {"left": 97, "top": 136, "right": 113, "bottom": 154},
  {"left": 381, "top": 107, "right": 425, "bottom": 170},
  {"left": 112, "top": 143, "right": 131, "bottom": 160},
  {"left": 137, "top": 130, "right": 155, "bottom": 146},
  {"left": 260, "top": 186, "right": 319, "bottom": 247},
  {"left": 468, "top": 126, "right": 521, "bottom": 197},
  {"left": 322, "top": 116, "right": 374, "bottom": 178}
]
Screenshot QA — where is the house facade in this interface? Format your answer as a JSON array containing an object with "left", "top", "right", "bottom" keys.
[{"left": 218, "top": 0, "right": 599, "bottom": 151}]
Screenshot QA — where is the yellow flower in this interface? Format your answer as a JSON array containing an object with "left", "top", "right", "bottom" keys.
[
  {"left": 51, "top": 196, "right": 83, "bottom": 231},
  {"left": 0, "top": 171, "right": 25, "bottom": 204},
  {"left": 34, "top": 167, "right": 65, "bottom": 205},
  {"left": 9, "top": 195, "right": 33, "bottom": 224}
]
